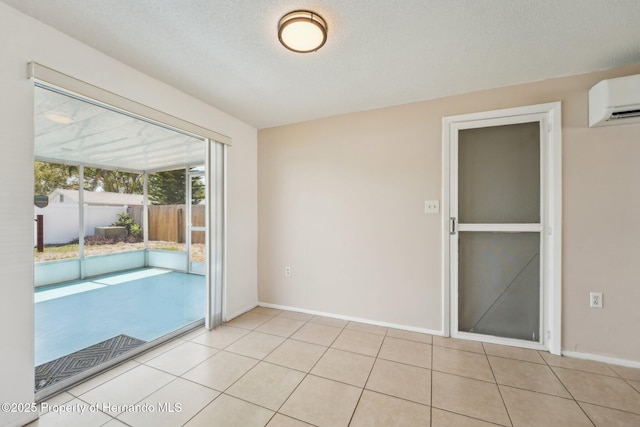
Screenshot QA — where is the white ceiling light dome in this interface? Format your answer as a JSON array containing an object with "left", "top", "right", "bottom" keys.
[{"left": 278, "top": 10, "right": 327, "bottom": 53}]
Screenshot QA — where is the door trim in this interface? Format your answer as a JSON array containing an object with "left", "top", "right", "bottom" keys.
[
  {"left": 441, "top": 102, "right": 562, "bottom": 355},
  {"left": 205, "top": 140, "right": 226, "bottom": 329}
]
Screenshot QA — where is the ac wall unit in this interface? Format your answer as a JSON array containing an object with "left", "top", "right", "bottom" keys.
[{"left": 589, "top": 74, "right": 640, "bottom": 127}]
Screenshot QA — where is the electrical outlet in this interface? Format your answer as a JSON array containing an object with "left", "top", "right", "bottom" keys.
[
  {"left": 590, "top": 292, "right": 603, "bottom": 308},
  {"left": 285, "top": 266, "right": 291, "bottom": 277}
]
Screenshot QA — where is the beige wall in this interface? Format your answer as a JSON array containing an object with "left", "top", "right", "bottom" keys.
[
  {"left": 0, "top": 4, "right": 257, "bottom": 425},
  {"left": 258, "top": 64, "right": 640, "bottom": 362}
]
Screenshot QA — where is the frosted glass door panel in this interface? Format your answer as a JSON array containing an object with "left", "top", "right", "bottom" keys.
[
  {"left": 458, "top": 123, "right": 540, "bottom": 224},
  {"left": 458, "top": 232, "right": 540, "bottom": 341}
]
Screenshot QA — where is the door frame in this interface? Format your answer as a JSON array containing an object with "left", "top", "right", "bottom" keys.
[
  {"left": 205, "top": 140, "right": 226, "bottom": 329},
  {"left": 441, "top": 102, "right": 562, "bottom": 355}
]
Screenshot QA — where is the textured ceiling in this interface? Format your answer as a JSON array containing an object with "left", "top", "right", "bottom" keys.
[{"left": 4, "top": 0, "right": 640, "bottom": 128}]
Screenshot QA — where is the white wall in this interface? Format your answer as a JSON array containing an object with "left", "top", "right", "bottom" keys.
[
  {"left": 34, "top": 204, "right": 126, "bottom": 245},
  {"left": 0, "top": 3, "right": 257, "bottom": 426}
]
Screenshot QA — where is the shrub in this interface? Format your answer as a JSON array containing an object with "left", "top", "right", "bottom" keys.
[
  {"left": 111, "top": 212, "right": 143, "bottom": 241},
  {"left": 129, "top": 223, "right": 142, "bottom": 239},
  {"left": 69, "top": 234, "right": 142, "bottom": 245}
]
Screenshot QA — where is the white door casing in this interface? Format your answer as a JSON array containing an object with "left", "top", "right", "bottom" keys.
[{"left": 441, "top": 102, "right": 562, "bottom": 355}]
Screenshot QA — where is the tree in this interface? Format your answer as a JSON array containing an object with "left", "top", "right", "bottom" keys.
[
  {"left": 34, "top": 161, "right": 79, "bottom": 195},
  {"left": 34, "top": 162, "right": 143, "bottom": 195},
  {"left": 85, "top": 168, "right": 143, "bottom": 193},
  {"left": 148, "top": 170, "right": 204, "bottom": 205},
  {"left": 35, "top": 162, "right": 204, "bottom": 204}
]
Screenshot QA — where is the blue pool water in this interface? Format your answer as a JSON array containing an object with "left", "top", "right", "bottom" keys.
[{"left": 35, "top": 268, "right": 205, "bottom": 365}]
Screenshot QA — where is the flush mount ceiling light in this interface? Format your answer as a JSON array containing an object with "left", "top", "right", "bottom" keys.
[
  {"left": 45, "top": 111, "right": 75, "bottom": 124},
  {"left": 278, "top": 10, "right": 327, "bottom": 53}
]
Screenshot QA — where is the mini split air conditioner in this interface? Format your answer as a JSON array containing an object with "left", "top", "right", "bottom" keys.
[{"left": 589, "top": 74, "right": 640, "bottom": 127}]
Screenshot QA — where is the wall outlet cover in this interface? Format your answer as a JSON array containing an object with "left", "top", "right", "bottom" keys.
[{"left": 590, "top": 292, "right": 603, "bottom": 308}]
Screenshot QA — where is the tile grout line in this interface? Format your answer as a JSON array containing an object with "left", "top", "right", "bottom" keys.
[
  {"left": 574, "top": 400, "right": 640, "bottom": 418},
  {"left": 492, "top": 383, "right": 585, "bottom": 402},
  {"left": 60, "top": 394, "right": 121, "bottom": 426},
  {"left": 176, "top": 311, "right": 284, "bottom": 427},
  {"left": 174, "top": 312, "right": 281, "bottom": 426},
  {"left": 346, "top": 325, "right": 389, "bottom": 426},
  {"left": 430, "top": 334, "right": 434, "bottom": 427},
  {"left": 482, "top": 341, "right": 514, "bottom": 427},
  {"left": 250, "top": 311, "right": 350, "bottom": 424},
  {"left": 432, "top": 407, "right": 509, "bottom": 426},
  {"left": 621, "top": 377, "right": 640, "bottom": 394},
  {"left": 299, "top": 324, "right": 433, "bottom": 407},
  {"left": 147, "top": 346, "right": 220, "bottom": 378},
  {"left": 294, "top": 325, "right": 434, "bottom": 406},
  {"left": 274, "top": 315, "right": 349, "bottom": 420},
  {"left": 482, "top": 353, "right": 583, "bottom": 400},
  {"left": 213, "top": 316, "right": 288, "bottom": 395},
  {"left": 538, "top": 351, "right": 622, "bottom": 378},
  {"left": 141, "top": 345, "right": 220, "bottom": 377},
  {"left": 254, "top": 315, "right": 309, "bottom": 338},
  {"left": 48, "top": 311, "right": 436, "bottom": 426},
  {"left": 431, "top": 368, "right": 500, "bottom": 386},
  {"left": 236, "top": 325, "right": 637, "bottom": 426},
  {"left": 484, "top": 352, "right": 547, "bottom": 365},
  {"left": 539, "top": 351, "right": 597, "bottom": 426},
  {"left": 431, "top": 342, "right": 485, "bottom": 355},
  {"left": 104, "top": 414, "right": 133, "bottom": 427},
  {"left": 42, "top": 308, "right": 640, "bottom": 426},
  {"left": 353, "top": 388, "right": 431, "bottom": 409},
  {"left": 65, "top": 360, "right": 142, "bottom": 399},
  {"left": 178, "top": 393, "right": 219, "bottom": 427},
  {"left": 106, "top": 368, "right": 183, "bottom": 420}
]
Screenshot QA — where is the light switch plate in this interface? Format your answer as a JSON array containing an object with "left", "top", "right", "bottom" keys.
[{"left": 425, "top": 200, "right": 440, "bottom": 214}]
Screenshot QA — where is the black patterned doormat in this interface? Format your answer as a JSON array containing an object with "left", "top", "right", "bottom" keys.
[{"left": 35, "top": 334, "right": 146, "bottom": 392}]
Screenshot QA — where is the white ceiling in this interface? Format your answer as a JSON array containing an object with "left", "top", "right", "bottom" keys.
[{"left": 4, "top": 0, "right": 640, "bottom": 129}]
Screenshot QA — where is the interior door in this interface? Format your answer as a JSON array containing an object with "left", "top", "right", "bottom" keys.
[{"left": 451, "top": 120, "right": 543, "bottom": 343}]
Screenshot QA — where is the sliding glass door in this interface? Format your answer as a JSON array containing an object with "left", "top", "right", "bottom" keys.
[{"left": 33, "top": 80, "right": 226, "bottom": 400}]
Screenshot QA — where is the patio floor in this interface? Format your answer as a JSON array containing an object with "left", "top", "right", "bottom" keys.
[{"left": 35, "top": 268, "right": 205, "bottom": 366}]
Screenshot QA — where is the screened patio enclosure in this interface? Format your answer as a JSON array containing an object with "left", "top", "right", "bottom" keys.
[
  {"left": 32, "top": 77, "right": 225, "bottom": 399},
  {"left": 35, "top": 85, "right": 209, "bottom": 283}
]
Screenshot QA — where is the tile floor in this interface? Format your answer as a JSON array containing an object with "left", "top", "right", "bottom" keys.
[{"left": 29, "top": 307, "right": 640, "bottom": 426}]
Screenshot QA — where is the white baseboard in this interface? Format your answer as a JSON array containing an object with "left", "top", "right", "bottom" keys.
[
  {"left": 257, "top": 302, "right": 443, "bottom": 336},
  {"left": 562, "top": 350, "right": 640, "bottom": 369}
]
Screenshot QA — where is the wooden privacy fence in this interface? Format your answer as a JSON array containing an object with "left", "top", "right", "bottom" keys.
[{"left": 129, "top": 204, "right": 205, "bottom": 243}]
